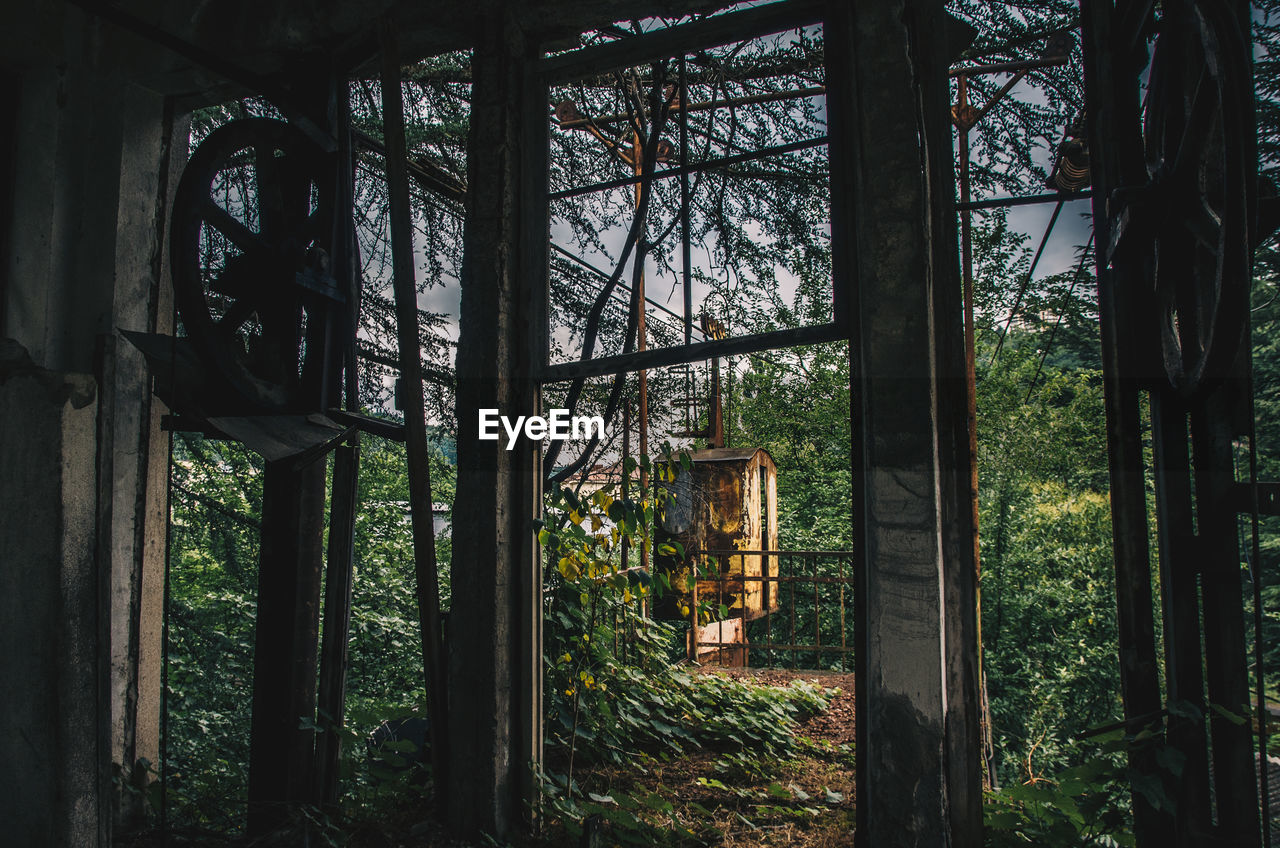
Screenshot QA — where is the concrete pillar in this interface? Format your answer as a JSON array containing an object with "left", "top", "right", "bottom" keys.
[
  {"left": 448, "top": 6, "right": 543, "bottom": 838},
  {"left": 828, "top": 0, "right": 984, "bottom": 844},
  {"left": 1, "top": 28, "right": 176, "bottom": 843},
  {"left": 0, "top": 353, "right": 102, "bottom": 846}
]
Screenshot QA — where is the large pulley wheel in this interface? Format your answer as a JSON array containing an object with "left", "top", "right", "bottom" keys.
[
  {"left": 1142, "top": 0, "right": 1253, "bottom": 398},
  {"left": 171, "top": 118, "right": 337, "bottom": 411}
]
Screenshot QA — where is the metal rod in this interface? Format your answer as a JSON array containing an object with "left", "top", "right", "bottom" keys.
[
  {"left": 633, "top": 130, "right": 651, "bottom": 577},
  {"left": 684, "top": 570, "right": 853, "bottom": 586},
  {"left": 354, "top": 129, "right": 467, "bottom": 204},
  {"left": 550, "top": 243, "right": 703, "bottom": 332},
  {"left": 964, "top": 70, "right": 1028, "bottom": 130},
  {"left": 1025, "top": 232, "right": 1095, "bottom": 402},
  {"left": 766, "top": 558, "right": 775, "bottom": 667},
  {"left": 949, "top": 54, "right": 1070, "bottom": 78},
  {"left": 378, "top": 19, "right": 449, "bottom": 808},
  {"left": 813, "top": 554, "right": 821, "bottom": 667},
  {"left": 555, "top": 85, "right": 827, "bottom": 131},
  {"left": 957, "top": 190, "right": 1090, "bottom": 212},
  {"left": 538, "top": 321, "right": 844, "bottom": 382},
  {"left": 990, "top": 199, "right": 1064, "bottom": 364},
  {"left": 549, "top": 135, "right": 828, "bottom": 201},
  {"left": 839, "top": 551, "right": 847, "bottom": 673},
  {"left": 717, "top": 558, "right": 725, "bottom": 666},
  {"left": 957, "top": 74, "right": 998, "bottom": 790},
  {"left": 689, "top": 565, "right": 699, "bottom": 663},
  {"left": 680, "top": 57, "right": 693, "bottom": 352},
  {"left": 789, "top": 565, "right": 796, "bottom": 668},
  {"left": 699, "top": 549, "right": 855, "bottom": 556}
]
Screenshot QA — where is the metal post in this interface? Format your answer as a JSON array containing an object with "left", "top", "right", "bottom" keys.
[
  {"left": 955, "top": 70, "right": 998, "bottom": 791},
  {"left": 1080, "top": 1, "right": 1178, "bottom": 842},
  {"left": 247, "top": 458, "right": 327, "bottom": 834},
  {"left": 633, "top": 130, "right": 650, "bottom": 574}
]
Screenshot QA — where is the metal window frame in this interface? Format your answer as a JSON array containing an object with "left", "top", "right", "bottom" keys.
[{"left": 526, "top": 0, "right": 851, "bottom": 387}]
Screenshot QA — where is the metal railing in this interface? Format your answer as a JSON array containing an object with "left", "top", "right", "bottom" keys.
[{"left": 687, "top": 549, "right": 855, "bottom": 671}]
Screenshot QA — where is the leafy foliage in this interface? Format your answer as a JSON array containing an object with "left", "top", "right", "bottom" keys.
[
  {"left": 162, "top": 435, "right": 454, "bottom": 831},
  {"left": 984, "top": 734, "right": 1132, "bottom": 848},
  {"left": 536, "top": 454, "right": 834, "bottom": 842}
]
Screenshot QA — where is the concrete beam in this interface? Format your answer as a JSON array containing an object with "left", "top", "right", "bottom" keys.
[
  {"left": 447, "top": 7, "right": 544, "bottom": 839},
  {"left": 1, "top": 34, "right": 177, "bottom": 843},
  {"left": 0, "top": 350, "right": 103, "bottom": 846},
  {"left": 828, "top": 0, "right": 983, "bottom": 844}
]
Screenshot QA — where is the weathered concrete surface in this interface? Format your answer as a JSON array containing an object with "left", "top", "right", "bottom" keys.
[
  {"left": 0, "top": 357, "right": 102, "bottom": 846},
  {"left": 829, "top": 0, "right": 983, "bottom": 844},
  {"left": 1, "top": 32, "right": 176, "bottom": 841},
  {"left": 447, "top": 6, "right": 542, "bottom": 838}
]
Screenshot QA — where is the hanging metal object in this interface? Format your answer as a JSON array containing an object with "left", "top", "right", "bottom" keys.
[
  {"left": 1146, "top": 1, "right": 1252, "bottom": 399},
  {"left": 1045, "top": 115, "right": 1091, "bottom": 193},
  {"left": 1106, "top": 0, "right": 1254, "bottom": 399}
]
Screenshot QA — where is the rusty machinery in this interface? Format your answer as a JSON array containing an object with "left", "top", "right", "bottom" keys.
[
  {"left": 647, "top": 316, "right": 782, "bottom": 664},
  {"left": 122, "top": 50, "right": 449, "bottom": 831},
  {"left": 652, "top": 447, "right": 780, "bottom": 666},
  {"left": 1082, "top": 0, "right": 1279, "bottom": 843},
  {"left": 170, "top": 118, "right": 342, "bottom": 413}
]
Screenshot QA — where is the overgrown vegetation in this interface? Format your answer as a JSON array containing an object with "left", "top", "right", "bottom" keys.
[{"left": 139, "top": 1, "right": 1280, "bottom": 846}]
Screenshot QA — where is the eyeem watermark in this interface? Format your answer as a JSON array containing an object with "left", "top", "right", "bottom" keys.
[{"left": 478, "top": 409, "right": 606, "bottom": 450}]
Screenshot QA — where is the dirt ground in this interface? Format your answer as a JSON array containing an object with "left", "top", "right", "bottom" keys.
[{"left": 529, "top": 665, "right": 857, "bottom": 848}]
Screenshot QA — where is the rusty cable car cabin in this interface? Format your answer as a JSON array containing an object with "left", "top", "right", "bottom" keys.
[{"left": 654, "top": 447, "right": 780, "bottom": 630}]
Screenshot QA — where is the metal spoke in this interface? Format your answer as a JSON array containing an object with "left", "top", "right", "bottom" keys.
[
  {"left": 255, "top": 143, "right": 283, "bottom": 239},
  {"left": 219, "top": 298, "right": 257, "bottom": 334},
  {"left": 202, "top": 199, "right": 263, "bottom": 253}
]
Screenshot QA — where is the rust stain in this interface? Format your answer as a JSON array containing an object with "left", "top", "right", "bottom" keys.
[{"left": 655, "top": 447, "right": 780, "bottom": 622}]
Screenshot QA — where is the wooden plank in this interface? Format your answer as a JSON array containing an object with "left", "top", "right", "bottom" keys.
[
  {"left": 204, "top": 414, "right": 350, "bottom": 463},
  {"left": 314, "top": 442, "right": 359, "bottom": 806},
  {"left": 325, "top": 408, "right": 407, "bottom": 442},
  {"left": 246, "top": 459, "right": 327, "bottom": 835},
  {"left": 314, "top": 77, "right": 361, "bottom": 807},
  {"left": 1150, "top": 394, "right": 1213, "bottom": 831},
  {"left": 516, "top": 30, "right": 550, "bottom": 825},
  {"left": 1192, "top": 393, "right": 1262, "bottom": 840},
  {"left": 378, "top": 19, "right": 450, "bottom": 811}
]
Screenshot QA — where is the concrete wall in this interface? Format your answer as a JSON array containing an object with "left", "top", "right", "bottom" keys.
[
  {"left": 0, "top": 19, "right": 177, "bottom": 842},
  {"left": 831, "top": 1, "right": 984, "bottom": 844},
  {"left": 0, "top": 360, "right": 101, "bottom": 845}
]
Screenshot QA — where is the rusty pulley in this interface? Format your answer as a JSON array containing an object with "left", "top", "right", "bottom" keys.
[
  {"left": 171, "top": 118, "right": 340, "bottom": 411},
  {"left": 1108, "top": 0, "right": 1254, "bottom": 398}
]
